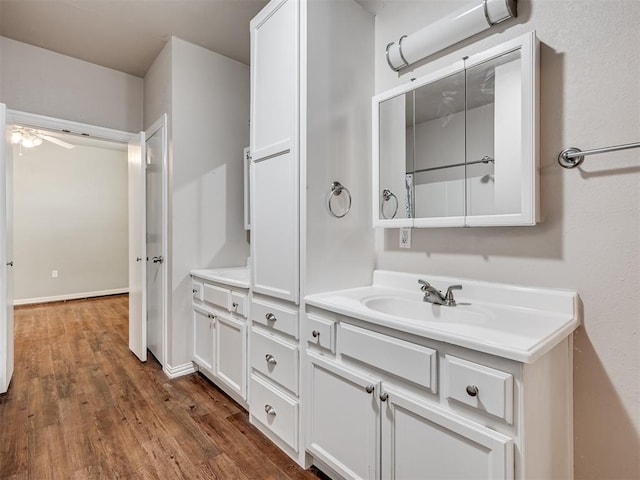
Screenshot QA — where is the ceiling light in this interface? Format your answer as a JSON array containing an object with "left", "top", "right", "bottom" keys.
[{"left": 11, "top": 131, "right": 22, "bottom": 145}]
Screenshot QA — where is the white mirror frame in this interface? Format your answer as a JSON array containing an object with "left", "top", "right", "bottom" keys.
[{"left": 372, "top": 31, "right": 539, "bottom": 228}]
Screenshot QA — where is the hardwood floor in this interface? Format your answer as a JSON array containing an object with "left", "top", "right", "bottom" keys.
[{"left": 0, "top": 295, "right": 325, "bottom": 480}]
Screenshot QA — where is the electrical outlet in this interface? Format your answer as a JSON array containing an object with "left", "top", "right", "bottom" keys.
[
  {"left": 399, "top": 228, "right": 411, "bottom": 249},
  {"left": 51, "top": 270, "right": 58, "bottom": 278}
]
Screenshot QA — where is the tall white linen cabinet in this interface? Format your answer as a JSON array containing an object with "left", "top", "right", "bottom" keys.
[{"left": 249, "top": 0, "right": 375, "bottom": 468}]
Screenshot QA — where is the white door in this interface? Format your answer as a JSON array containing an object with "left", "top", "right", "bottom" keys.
[
  {"left": 144, "top": 116, "right": 167, "bottom": 365},
  {"left": 0, "top": 104, "right": 14, "bottom": 393},
  {"left": 251, "top": 152, "right": 299, "bottom": 303},
  {"left": 193, "top": 307, "right": 215, "bottom": 374},
  {"left": 306, "top": 353, "right": 381, "bottom": 480},
  {"left": 381, "top": 386, "right": 514, "bottom": 480},
  {"left": 250, "top": 0, "right": 297, "bottom": 161},
  {"left": 128, "top": 131, "right": 147, "bottom": 362},
  {"left": 215, "top": 312, "right": 246, "bottom": 400}
]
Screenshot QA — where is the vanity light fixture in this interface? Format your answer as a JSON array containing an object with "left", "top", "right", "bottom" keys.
[{"left": 385, "top": 0, "right": 517, "bottom": 72}]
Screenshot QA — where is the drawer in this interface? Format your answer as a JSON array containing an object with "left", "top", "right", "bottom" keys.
[
  {"left": 304, "top": 313, "right": 335, "bottom": 353},
  {"left": 191, "top": 279, "right": 204, "bottom": 302},
  {"left": 250, "top": 373, "right": 298, "bottom": 451},
  {"left": 251, "top": 298, "right": 298, "bottom": 338},
  {"left": 251, "top": 328, "right": 298, "bottom": 394},
  {"left": 230, "top": 291, "right": 249, "bottom": 317},
  {"left": 339, "top": 323, "right": 437, "bottom": 393},
  {"left": 203, "top": 283, "right": 231, "bottom": 310},
  {"left": 444, "top": 355, "right": 514, "bottom": 424}
]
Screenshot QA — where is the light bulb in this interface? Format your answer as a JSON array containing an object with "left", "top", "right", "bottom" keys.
[
  {"left": 32, "top": 137, "right": 43, "bottom": 147},
  {"left": 22, "top": 137, "right": 35, "bottom": 148},
  {"left": 11, "top": 131, "right": 22, "bottom": 144}
]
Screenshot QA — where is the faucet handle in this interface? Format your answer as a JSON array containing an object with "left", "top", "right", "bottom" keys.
[
  {"left": 418, "top": 279, "right": 431, "bottom": 291},
  {"left": 444, "top": 285, "right": 462, "bottom": 306}
]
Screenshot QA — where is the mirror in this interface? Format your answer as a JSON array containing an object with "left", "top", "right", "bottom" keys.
[{"left": 373, "top": 32, "right": 538, "bottom": 228}]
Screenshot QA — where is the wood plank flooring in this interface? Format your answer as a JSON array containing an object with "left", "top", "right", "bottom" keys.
[{"left": 0, "top": 295, "right": 326, "bottom": 480}]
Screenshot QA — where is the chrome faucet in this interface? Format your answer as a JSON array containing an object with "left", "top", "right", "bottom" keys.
[{"left": 418, "top": 280, "right": 462, "bottom": 306}]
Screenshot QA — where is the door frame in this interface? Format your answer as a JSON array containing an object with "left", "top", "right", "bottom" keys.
[{"left": 3, "top": 109, "right": 169, "bottom": 371}]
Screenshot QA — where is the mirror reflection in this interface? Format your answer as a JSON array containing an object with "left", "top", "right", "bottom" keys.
[{"left": 376, "top": 47, "right": 525, "bottom": 225}]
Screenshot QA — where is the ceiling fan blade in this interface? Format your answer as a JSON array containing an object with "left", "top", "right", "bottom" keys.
[{"left": 40, "top": 134, "right": 75, "bottom": 149}]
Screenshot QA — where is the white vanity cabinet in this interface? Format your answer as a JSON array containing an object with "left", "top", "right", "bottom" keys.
[
  {"left": 303, "top": 306, "right": 573, "bottom": 480},
  {"left": 249, "top": 0, "right": 374, "bottom": 466},
  {"left": 248, "top": 294, "right": 301, "bottom": 456},
  {"left": 191, "top": 273, "right": 248, "bottom": 406}
]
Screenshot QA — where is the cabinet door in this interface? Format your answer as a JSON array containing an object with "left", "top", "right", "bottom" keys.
[
  {"left": 306, "top": 353, "right": 381, "bottom": 480},
  {"left": 381, "top": 386, "right": 513, "bottom": 480},
  {"left": 215, "top": 313, "right": 247, "bottom": 400},
  {"left": 251, "top": 151, "right": 299, "bottom": 303},
  {"left": 193, "top": 308, "right": 215, "bottom": 374},
  {"left": 250, "top": 0, "right": 297, "bottom": 161}
]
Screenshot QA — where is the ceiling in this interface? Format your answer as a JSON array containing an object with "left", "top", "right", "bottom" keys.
[{"left": 0, "top": 0, "right": 272, "bottom": 78}]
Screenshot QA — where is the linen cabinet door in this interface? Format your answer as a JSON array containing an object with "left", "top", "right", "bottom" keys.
[
  {"left": 306, "top": 353, "right": 381, "bottom": 480},
  {"left": 251, "top": 152, "right": 298, "bottom": 303},
  {"left": 381, "top": 387, "right": 514, "bottom": 480},
  {"left": 250, "top": 0, "right": 297, "bottom": 161},
  {"left": 193, "top": 308, "right": 215, "bottom": 374}
]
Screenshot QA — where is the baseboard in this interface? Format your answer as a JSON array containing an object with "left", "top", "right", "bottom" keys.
[
  {"left": 14, "top": 288, "right": 129, "bottom": 306},
  {"left": 164, "top": 362, "right": 197, "bottom": 379}
]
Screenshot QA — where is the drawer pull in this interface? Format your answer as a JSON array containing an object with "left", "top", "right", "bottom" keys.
[
  {"left": 265, "top": 313, "right": 277, "bottom": 321},
  {"left": 312, "top": 330, "right": 320, "bottom": 338},
  {"left": 264, "top": 404, "right": 277, "bottom": 416},
  {"left": 466, "top": 385, "right": 479, "bottom": 397},
  {"left": 379, "top": 392, "right": 389, "bottom": 402},
  {"left": 365, "top": 384, "right": 375, "bottom": 394},
  {"left": 265, "top": 354, "right": 277, "bottom": 365}
]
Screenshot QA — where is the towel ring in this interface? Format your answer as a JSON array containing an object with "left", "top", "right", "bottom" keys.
[
  {"left": 328, "top": 181, "right": 352, "bottom": 218},
  {"left": 380, "top": 189, "right": 399, "bottom": 219}
]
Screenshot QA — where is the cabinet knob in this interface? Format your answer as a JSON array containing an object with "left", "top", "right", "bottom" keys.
[
  {"left": 6, "top": 261, "right": 13, "bottom": 267},
  {"left": 136, "top": 257, "right": 142, "bottom": 262},
  {"left": 312, "top": 330, "right": 320, "bottom": 338},
  {"left": 265, "top": 313, "right": 277, "bottom": 321},
  {"left": 466, "top": 385, "right": 479, "bottom": 397},
  {"left": 379, "top": 392, "right": 389, "bottom": 402},
  {"left": 265, "top": 354, "right": 277, "bottom": 365},
  {"left": 264, "top": 404, "right": 276, "bottom": 416},
  {"left": 232, "top": 302, "right": 239, "bottom": 310},
  {"left": 365, "top": 384, "right": 375, "bottom": 394},
  {"left": 192, "top": 288, "right": 198, "bottom": 294}
]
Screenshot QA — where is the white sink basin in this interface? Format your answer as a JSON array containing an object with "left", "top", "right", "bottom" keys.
[
  {"left": 304, "top": 270, "right": 579, "bottom": 363},
  {"left": 362, "top": 295, "right": 489, "bottom": 324}
]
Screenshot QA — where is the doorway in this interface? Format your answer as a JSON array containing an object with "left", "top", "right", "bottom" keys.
[{"left": 0, "top": 108, "right": 169, "bottom": 393}]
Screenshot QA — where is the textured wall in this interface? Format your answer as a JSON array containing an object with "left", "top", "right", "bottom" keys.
[
  {"left": 13, "top": 140, "right": 128, "bottom": 301},
  {"left": 0, "top": 37, "right": 143, "bottom": 132},
  {"left": 144, "top": 37, "right": 250, "bottom": 369},
  {"left": 373, "top": 1, "right": 640, "bottom": 478}
]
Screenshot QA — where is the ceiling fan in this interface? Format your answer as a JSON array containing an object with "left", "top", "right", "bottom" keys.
[{"left": 11, "top": 127, "right": 75, "bottom": 150}]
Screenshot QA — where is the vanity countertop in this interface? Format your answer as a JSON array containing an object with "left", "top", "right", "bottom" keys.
[
  {"left": 305, "top": 270, "right": 579, "bottom": 364},
  {"left": 191, "top": 267, "right": 250, "bottom": 289}
]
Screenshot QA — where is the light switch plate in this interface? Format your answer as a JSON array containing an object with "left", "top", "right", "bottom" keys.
[{"left": 399, "top": 228, "right": 411, "bottom": 249}]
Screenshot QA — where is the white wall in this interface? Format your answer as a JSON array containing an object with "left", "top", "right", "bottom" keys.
[
  {"left": 12, "top": 140, "right": 128, "bottom": 302},
  {"left": 0, "top": 37, "right": 143, "bottom": 132},
  {"left": 374, "top": 1, "right": 640, "bottom": 478},
  {"left": 304, "top": 0, "right": 375, "bottom": 295},
  {"left": 144, "top": 37, "right": 250, "bottom": 369}
]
